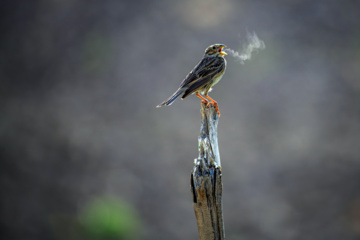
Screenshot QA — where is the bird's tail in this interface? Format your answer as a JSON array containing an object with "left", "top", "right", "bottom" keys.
[{"left": 156, "top": 88, "right": 185, "bottom": 108}]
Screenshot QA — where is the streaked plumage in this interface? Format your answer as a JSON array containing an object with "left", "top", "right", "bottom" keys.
[{"left": 157, "top": 44, "right": 227, "bottom": 115}]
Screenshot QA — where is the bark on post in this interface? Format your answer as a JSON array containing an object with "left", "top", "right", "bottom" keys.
[{"left": 191, "top": 102, "right": 225, "bottom": 240}]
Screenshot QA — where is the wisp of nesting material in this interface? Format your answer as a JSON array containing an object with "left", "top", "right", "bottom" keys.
[{"left": 225, "top": 32, "right": 265, "bottom": 64}]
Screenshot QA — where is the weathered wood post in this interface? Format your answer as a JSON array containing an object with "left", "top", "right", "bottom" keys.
[{"left": 191, "top": 102, "right": 225, "bottom": 240}]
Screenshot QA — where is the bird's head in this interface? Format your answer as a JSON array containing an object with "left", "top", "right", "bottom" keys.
[{"left": 205, "top": 44, "right": 227, "bottom": 57}]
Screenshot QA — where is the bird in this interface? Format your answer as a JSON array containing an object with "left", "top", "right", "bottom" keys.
[{"left": 156, "top": 43, "right": 227, "bottom": 116}]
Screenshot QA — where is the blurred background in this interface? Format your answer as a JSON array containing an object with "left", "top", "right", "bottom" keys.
[{"left": 1, "top": 0, "right": 360, "bottom": 239}]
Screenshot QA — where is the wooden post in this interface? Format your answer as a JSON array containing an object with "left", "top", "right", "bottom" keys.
[{"left": 191, "top": 102, "right": 225, "bottom": 240}]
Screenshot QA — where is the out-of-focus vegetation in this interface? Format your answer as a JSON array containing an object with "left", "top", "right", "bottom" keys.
[
  {"left": 1, "top": 1, "right": 360, "bottom": 240},
  {"left": 79, "top": 197, "right": 141, "bottom": 240}
]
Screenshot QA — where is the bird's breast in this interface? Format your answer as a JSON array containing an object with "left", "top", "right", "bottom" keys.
[
  {"left": 211, "top": 59, "right": 226, "bottom": 86},
  {"left": 212, "top": 74, "right": 223, "bottom": 86}
]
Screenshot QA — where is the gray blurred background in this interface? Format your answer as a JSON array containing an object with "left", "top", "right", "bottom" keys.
[{"left": 1, "top": 0, "right": 360, "bottom": 239}]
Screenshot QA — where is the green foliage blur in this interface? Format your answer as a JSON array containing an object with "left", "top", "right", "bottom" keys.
[{"left": 79, "top": 197, "right": 141, "bottom": 240}]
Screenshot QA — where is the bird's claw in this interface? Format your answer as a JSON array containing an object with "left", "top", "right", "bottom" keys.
[{"left": 207, "top": 102, "right": 220, "bottom": 116}]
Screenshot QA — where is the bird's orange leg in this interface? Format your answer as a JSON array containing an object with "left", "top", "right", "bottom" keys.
[
  {"left": 196, "top": 92, "right": 208, "bottom": 104},
  {"left": 205, "top": 94, "right": 220, "bottom": 116}
]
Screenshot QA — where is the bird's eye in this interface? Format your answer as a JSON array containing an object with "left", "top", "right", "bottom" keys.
[{"left": 212, "top": 46, "right": 216, "bottom": 49}]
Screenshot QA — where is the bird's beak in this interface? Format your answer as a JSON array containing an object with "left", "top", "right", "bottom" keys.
[{"left": 220, "top": 46, "right": 227, "bottom": 56}]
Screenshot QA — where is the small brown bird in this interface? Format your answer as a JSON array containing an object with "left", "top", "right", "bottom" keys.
[{"left": 156, "top": 43, "right": 227, "bottom": 115}]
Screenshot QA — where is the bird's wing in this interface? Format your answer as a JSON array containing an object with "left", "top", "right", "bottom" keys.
[
  {"left": 181, "top": 58, "right": 225, "bottom": 99},
  {"left": 181, "top": 75, "right": 213, "bottom": 99},
  {"left": 179, "top": 56, "right": 224, "bottom": 88}
]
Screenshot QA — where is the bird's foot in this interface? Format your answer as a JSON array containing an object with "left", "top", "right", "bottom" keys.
[
  {"left": 201, "top": 100, "right": 208, "bottom": 104},
  {"left": 207, "top": 102, "right": 220, "bottom": 116}
]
